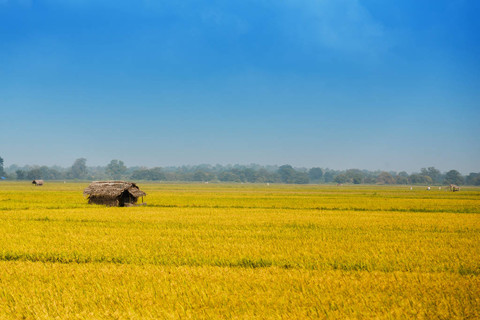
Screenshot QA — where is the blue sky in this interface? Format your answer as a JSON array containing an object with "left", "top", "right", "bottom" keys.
[{"left": 1, "top": 0, "right": 479, "bottom": 173}]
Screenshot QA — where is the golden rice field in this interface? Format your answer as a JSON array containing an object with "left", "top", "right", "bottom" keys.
[{"left": 0, "top": 182, "right": 479, "bottom": 319}]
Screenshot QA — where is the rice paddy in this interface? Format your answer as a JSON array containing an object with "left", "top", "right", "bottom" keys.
[{"left": 0, "top": 182, "right": 479, "bottom": 319}]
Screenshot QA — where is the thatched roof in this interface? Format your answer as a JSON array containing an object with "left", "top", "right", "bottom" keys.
[
  {"left": 32, "top": 180, "right": 44, "bottom": 185},
  {"left": 83, "top": 181, "right": 146, "bottom": 198}
]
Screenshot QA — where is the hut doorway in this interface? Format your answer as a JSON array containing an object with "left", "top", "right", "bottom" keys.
[{"left": 118, "top": 190, "right": 133, "bottom": 207}]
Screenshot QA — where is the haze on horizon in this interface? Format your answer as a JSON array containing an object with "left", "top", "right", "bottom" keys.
[{"left": 1, "top": 1, "right": 479, "bottom": 174}]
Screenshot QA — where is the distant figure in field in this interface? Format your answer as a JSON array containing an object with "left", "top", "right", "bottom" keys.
[
  {"left": 410, "top": 187, "right": 413, "bottom": 190},
  {"left": 439, "top": 187, "right": 442, "bottom": 190},
  {"left": 427, "top": 186, "right": 431, "bottom": 190}
]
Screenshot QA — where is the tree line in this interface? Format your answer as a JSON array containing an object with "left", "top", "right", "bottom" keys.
[{"left": 1, "top": 157, "right": 479, "bottom": 186}]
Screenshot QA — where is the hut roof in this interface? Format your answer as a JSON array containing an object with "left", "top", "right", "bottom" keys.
[
  {"left": 83, "top": 181, "right": 146, "bottom": 198},
  {"left": 32, "top": 180, "right": 44, "bottom": 185}
]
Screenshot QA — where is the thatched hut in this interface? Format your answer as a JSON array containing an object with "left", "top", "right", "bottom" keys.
[
  {"left": 32, "top": 180, "right": 44, "bottom": 186},
  {"left": 449, "top": 184, "right": 460, "bottom": 192},
  {"left": 83, "top": 181, "right": 146, "bottom": 207}
]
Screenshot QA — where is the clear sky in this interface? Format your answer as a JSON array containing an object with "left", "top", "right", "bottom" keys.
[{"left": 1, "top": 0, "right": 479, "bottom": 173}]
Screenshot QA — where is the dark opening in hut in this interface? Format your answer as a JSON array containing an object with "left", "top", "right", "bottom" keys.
[
  {"left": 83, "top": 181, "right": 147, "bottom": 207},
  {"left": 32, "top": 180, "right": 44, "bottom": 186}
]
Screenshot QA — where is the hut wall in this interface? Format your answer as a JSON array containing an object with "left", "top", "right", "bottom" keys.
[
  {"left": 88, "top": 193, "right": 139, "bottom": 207},
  {"left": 88, "top": 196, "right": 120, "bottom": 207}
]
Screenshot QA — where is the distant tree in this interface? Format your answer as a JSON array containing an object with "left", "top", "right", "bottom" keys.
[
  {"left": 218, "top": 171, "right": 240, "bottom": 182},
  {"left": 444, "top": 170, "right": 464, "bottom": 185},
  {"left": 131, "top": 167, "right": 166, "bottom": 180},
  {"left": 278, "top": 165, "right": 296, "bottom": 183},
  {"left": 228, "top": 169, "right": 243, "bottom": 182},
  {"left": 258, "top": 169, "right": 281, "bottom": 183},
  {"left": 0, "top": 156, "right": 4, "bottom": 177},
  {"left": 334, "top": 174, "right": 348, "bottom": 184},
  {"left": 323, "top": 171, "right": 335, "bottom": 183},
  {"left": 148, "top": 167, "right": 166, "bottom": 180},
  {"left": 193, "top": 170, "right": 214, "bottom": 182},
  {"left": 131, "top": 169, "right": 147, "bottom": 180},
  {"left": 377, "top": 172, "right": 395, "bottom": 184},
  {"left": 352, "top": 175, "right": 362, "bottom": 184},
  {"left": 229, "top": 168, "right": 256, "bottom": 183},
  {"left": 308, "top": 167, "right": 323, "bottom": 182},
  {"left": 363, "top": 176, "right": 377, "bottom": 184},
  {"left": 15, "top": 170, "right": 26, "bottom": 180},
  {"left": 68, "top": 158, "right": 87, "bottom": 179},
  {"left": 26, "top": 167, "right": 42, "bottom": 180},
  {"left": 421, "top": 167, "right": 441, "bottom": 184},
  {"left": 255, "top": 168, "right": 276, "bottom": 183},
  {"left": 164, "top": 172, "right": 177, "bottom": 181},
  {"left": 473, "top": 176, "right": 480, "bottom": 186},
  {"left": 293, "top": 172, "right": 310, "bottom": 184},
  {"left": 36, "top": 166, "right": 63, "bottom": 180},
  {"left": 106, "top": 160, "right": 127, "bottom": 179},
  {"left": 346, "top": 169, "right": 363, "bottom": 184},
  {"left": 398, "top": 171, "right": 409, "bottom": 178},
  {"left": 395, "top": 175, "right": 409, "bottom": 184},
  {"left": 466, "top": 173, "right": 480, "bottom": 186},
  {"left": 409, "top": 174, "right": 432, "bottom": 185},
  {"left": 243, "top": 168, "right": 257, "bottom": 183}
]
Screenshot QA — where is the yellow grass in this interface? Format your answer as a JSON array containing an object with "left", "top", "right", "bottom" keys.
[{"left": 0, "top": 182, "right": 479, "bottom": 319}]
